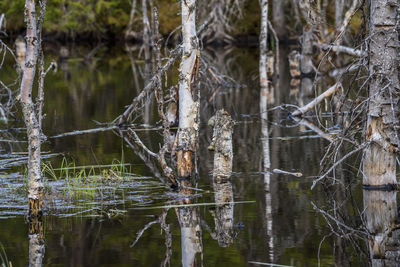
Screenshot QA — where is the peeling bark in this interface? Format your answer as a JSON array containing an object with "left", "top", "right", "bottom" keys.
[
  {"left": 363, "top": 0, "right": 399, "bottom": 186},
  {"left": 259, "top": 0, "right": 269, "bottom": 118},
  {"left": 177, "top": 0, "right": 199, "bottom": 180},
  {"left": 20, "top": 0, "right": 46, "bottom": 218}
]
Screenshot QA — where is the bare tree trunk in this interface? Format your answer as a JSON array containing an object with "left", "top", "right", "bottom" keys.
[
  {"left": 363, "top": 0, "right": 399, "bottom": 187},
  {"left": 20, "top": 0, "right": 46, "bottom": 218},
  {"left": 260, "top": 1, "right": 274, "bottom": 261},
  {"left": 177, "top": 0, "right": 199, "bottom": 181},
  {"left": 272, "top": 0, "right": 286, "bottom": 39},
  {"left": 125, "top": 0, "right": 138, "bottom": 40},
  {"left": 259, "top": 0, "right": 269, "bottom": 117},
  {"left": 335, "top": 0, "right": 345, "bottom": 31},
  {"left": 208, "top": 110, "right": 234, "bottom": 247}
]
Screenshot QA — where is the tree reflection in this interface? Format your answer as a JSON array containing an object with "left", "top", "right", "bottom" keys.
[
  {"left": 28, "top": 217, "right": 45, "bottom": 267},
  {"left": 177, "top": 180, "right": 203, "bottom": 267}
]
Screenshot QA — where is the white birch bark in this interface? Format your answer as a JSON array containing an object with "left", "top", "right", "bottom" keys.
[
  {"left": 260, "top": 0, "right": 274, "bottom": 261},
  {"left": 177, "top": 0, "right": 199, "bottom": 179},
  {"left": 20, "top": 0, "right": 44, "bottom": 217},
  {"left": 259, "top": 0, "right": 269, "bottom": 118},
  {"left": 363, "top": 0, "right": 399, "bottom": 186}
]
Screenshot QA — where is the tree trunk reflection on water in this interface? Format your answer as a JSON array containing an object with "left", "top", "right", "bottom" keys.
[
  {"left": 364, "top": 190, "right": 400, "bottom": 266},
  {"left": 177, "top": 180, "right": 203, "bottom": 267},
  {"left": 28, "top": 218, "right": 44, "bottom": 267}
]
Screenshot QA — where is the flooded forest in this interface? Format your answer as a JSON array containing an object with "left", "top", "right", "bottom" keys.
[{"left": 0, "top": 0, "right": 400, "bottom": 266}]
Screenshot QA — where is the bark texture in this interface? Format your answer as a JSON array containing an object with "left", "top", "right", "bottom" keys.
[
  {"left": 20, "top": 0, "right": 44, "bottom": 217},
  {"left": 208, "top": 109, "right": 234, "bottom": 247},
  {"left": 259, "top": 0, "right": 269, "bottom": 118},
  {"left": 363, "top": 0, "right": 399, "bottom": 186},
  {"left": 177, "top": 0, "right": 199, "bottom": 180}
]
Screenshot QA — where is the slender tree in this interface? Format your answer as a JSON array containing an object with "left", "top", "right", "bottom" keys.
[
  {"left": 177, "top": 0, "right": 199, "bottom": 181},
  {"left": 20, "top": 0, "right": 47, "bottom": 217}
]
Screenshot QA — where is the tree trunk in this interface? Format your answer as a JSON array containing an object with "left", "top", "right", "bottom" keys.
[
  {"left": 272, "top": 0, "right": 286, "bottom": 39},
  {"left": 208, "top": 110, "right": 234, "bottom": 247},
  {"left": 20, "top": 0, "right": 44, "bottom": 218},
  {"left": 259, "top": 0, "right": 269, "bottom": 117},
  {"left": 177, "top": 0, "right": 199, "bottom": 181},
  {"left": 363, "top": 0, "right": 399, "bottom": 187}
]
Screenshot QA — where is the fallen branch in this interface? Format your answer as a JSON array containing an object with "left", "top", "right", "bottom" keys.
[
  {"left": 314, "top": 43, "right": 366, "bottom": 57},
  {"left": 291, "top": 116, "right": 334, "bottom": 143},
  {"left": 292, "top": 83, "right": 341, "bottom": 116}
]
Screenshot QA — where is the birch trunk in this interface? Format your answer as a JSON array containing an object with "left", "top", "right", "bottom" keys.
[
  {"left": 259, "top": 0, "right": 269, "bottom": 117},
  {"left": 20, "top": 0, "right": 44, "bottom": 217},
  {"left": 177, "top": 0, "right": 199, "bottom": 180},
  {"left": 260, "top": 1, "right": 274, "bottom": 260},
  {"left": 363, "top": 0, "right": 400, "bottom": 187}
]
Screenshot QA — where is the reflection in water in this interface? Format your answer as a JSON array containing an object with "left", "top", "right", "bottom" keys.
[
  {"left": 210, "top": 178, "right": 234, "bottom": 247},
  {"left": 261, "top": 86, "right": 274, "bottom": 262},
  {"left": 28, "top": 218, "right": 45, "bottom": 267},
  {"left": 177, "top": 180, "right": 203, "bottom": 267},
  {"left": 364, "top": 190, "right": 399, "bottom": 266}
]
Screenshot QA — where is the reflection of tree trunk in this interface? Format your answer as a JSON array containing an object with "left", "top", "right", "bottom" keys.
[
  {"left": 364, "top": 190, "right": 399, "bottom": 265},
  {"left": 272, "top": 0, "right": 286, "bottom": 40},
  {"left": 125, "top": 0, "right": 138, "bottom": 40},
  {"left": 29, "top": 218, "right": 45, "bottom": 267},
  {"left": 363, "top": 0, "right": 399, "bottom": 187},
  {"left": 259, "top": 2, "right": 274, "bottom": 260},
  {"left": 142, "top": 0, "right": 152, "bottom": 125},
  {"left": 177, "top": 180, "right": 202, "bottom": 267},
  {"left": 177, "top": 0, "right": 199, "bottom": 181},
  {"left": 300, "top": 27, "right": 314, "bottom": 97}
]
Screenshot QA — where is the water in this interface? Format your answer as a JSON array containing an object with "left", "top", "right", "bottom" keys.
[{"left": 0, "top": 43, "right": 372, "bottom": 266}]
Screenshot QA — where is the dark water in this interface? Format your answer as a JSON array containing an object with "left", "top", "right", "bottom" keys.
[{"left": 0, "top": 43, "right": 374, "bottom": 266}]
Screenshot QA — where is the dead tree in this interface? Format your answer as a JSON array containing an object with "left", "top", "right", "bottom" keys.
[
  {"left": 177, "top": 0, "right": 199, "bottom": 181},
  {"left": 20, "top": 0, "right": 48, "bottom": 217},
  {"left": 259, "top": 0, "right": 269, "bottom": 117},
  {"left": 363, "top": 0, "right": 400, "bottom": 187},
  {"left": 208, "top": 110, "right": 235, "bottom": 247}
]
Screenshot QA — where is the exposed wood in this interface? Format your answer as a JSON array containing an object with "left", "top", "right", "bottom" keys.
[
  {"left": 314, "top": 43, "right": 367, "bottom": 57},
  {"left": 363, "top": 0, "right": 399, "bottom": 187},
  {"left": 176, "top": 0, "right": 199, "bottom": 181}
]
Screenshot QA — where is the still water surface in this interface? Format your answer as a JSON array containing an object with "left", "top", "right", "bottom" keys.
[{"left": 0, "top": 43, "right": 371, "bottom": 266}]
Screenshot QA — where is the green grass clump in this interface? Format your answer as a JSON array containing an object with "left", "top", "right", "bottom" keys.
[{"left": 41, "top": 154, "right": 132, "bottom": 200}]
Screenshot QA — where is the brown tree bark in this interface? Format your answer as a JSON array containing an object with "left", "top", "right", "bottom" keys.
[{"left": 363, "top": 0, "right": 399, "bottom": 187}]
